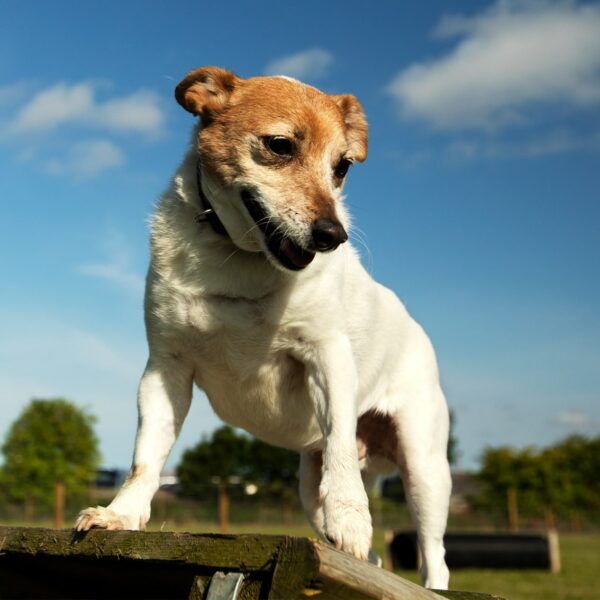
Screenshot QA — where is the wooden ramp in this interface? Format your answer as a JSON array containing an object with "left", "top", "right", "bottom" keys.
[{"left": 0, "top": 527, "right": 505, "bottom": 599}]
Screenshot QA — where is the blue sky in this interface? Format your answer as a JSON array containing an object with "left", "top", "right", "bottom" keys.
[{"left": 1, "top": 1, "right": 599, "bottom": 471}]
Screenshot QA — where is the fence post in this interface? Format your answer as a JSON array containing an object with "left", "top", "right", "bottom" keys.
[
  {"left": 218, "top": 483, "right": 229, "bottom": 533},
  {"left": 507, "top": 487, "right": 519, "bottom": 532},
  {"left": 547, "top": 529, "right": 561, "bottom": 574},
  {"left": 53, "top": 480, "right": 65, "bottom": 529}
]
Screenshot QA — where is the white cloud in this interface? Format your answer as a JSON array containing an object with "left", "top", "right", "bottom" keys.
[
  {"left": 264, "top": 48, "right": 334, "bottom": 81},
  {"left": 510, "top": 129, "right": 597, "bottom": 157},
  {"left": 78, "top": 228, "right": 145, "bottom": 296},
  {"left": 388, "top": 1, "right": 600, "bottom": 130},
  {"left": 13, "top": 83, "right": 93, "bottom": 133},
  {"left": 555, "top": 410, "right": 599, "bottom": 429},
  {"left": 0, "top": 312, "right": 219, "bottom": 470},
  {"left": 44, "top": 139, "right": 125, "bottom": 178},
  {"left": 445, "top": 129, "right": 600, "bottom": 162},
  {"left": 10, "top": 82, "right": 164, "bottom": 136},
  {"left": 0, "top": 319, "right": 142, "bottom": 390},
  {"left": 78, "top": 259, "right": 144, "bottom": 295},
  {"left": 100, "top": 91, "right": 164, "bottom": 134},
  {"left": 0, "top": 79, "right": 165, "bottom": 177},
  {"left": 78, "top": 261, "right": 144, "bottom": 294},
  {"left": 0, "top": 314, "right": 145, "bottom": 468}
]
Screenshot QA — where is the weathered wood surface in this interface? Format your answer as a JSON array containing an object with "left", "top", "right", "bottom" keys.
[
  {"left": 436, "top": 594, "right": 506, "bottom": 600},
  {"left": 0, "top": 527, "right": 506, "bottom": 599}
]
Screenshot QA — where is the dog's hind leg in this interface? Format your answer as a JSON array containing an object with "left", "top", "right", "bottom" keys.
[
  {"left": 393, "top": 386, "right": 451, "bottom": 589},
  {"left": 356, "top": 392, "right": 451, "bottom": 587},
  {"left": 299, "top": 450, "right": 325, "bottom": 537},
  {"left": 75, "top": 356, "right": 193, "bottom": 531},
  {"left": 358, "top": 459, "right": 390, "bottom": 567}
]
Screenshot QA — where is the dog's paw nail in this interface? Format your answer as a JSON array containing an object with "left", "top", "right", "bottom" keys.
[{"left": 74, "top": 506, "right": 132, "bottom": 531}]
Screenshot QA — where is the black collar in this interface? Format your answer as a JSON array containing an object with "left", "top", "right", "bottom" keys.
[{"left": 195, "top": 161, "right": 228, "bottom": 237}]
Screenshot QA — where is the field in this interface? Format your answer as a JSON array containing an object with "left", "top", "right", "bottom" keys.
[
  {"left": 396, "top": 534, "right": 599, "bottom": 600},
  {"left": 148, "top": 522, "right": 599, "bottom": 600},
  {"left": 4, "top": 515, "right": 597, "bottom": 599}
]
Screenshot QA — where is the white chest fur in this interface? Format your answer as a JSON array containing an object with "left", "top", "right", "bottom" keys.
[{"left": 176, "top": 289, "right": 323, "bottom": 450}]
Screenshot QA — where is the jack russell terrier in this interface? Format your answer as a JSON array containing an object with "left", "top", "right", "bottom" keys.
[{"left": 76, "top": 67, "right": 451, "bottom": 589}]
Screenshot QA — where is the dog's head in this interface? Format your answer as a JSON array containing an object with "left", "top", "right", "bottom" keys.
[{"left": 175, "top": 66, "right": 368, "bottom": 272}]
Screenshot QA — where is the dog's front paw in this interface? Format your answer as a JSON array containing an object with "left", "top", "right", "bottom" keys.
[
  {"left": 74, "top": 506, "right": 141, "bottom": 532},
  {"left": 320, "top": 484, "right": 372, "bottom": 560}
]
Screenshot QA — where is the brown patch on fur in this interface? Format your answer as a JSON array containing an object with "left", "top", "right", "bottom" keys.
[
  {"left": 197, "top": 76, "right": 348, "bottom": 176},
  {"left": 307, "top": 449, "right": 323, "bottom": 470},
  {"left": 305, "top": 193, "right": 338, "bottom": 220},
  {"left": 356, "top": 410, "right": 399, "bottom": 463},
  {"left": 332, "top": 94, "right": 368, "bottom": 162},
  {"left": 175, "top": 68, "right": 368, "bottom": 227},
  {"left": 175, "top": 66, "right": 240, "bottom": 122}
]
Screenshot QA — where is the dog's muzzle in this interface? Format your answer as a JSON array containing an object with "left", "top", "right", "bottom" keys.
[{"left": 241, "top": 190, "right": 347, "bottom": 271}]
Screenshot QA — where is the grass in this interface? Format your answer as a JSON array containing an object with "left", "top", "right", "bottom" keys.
[
  {"left": 432, "top": 534, "right": 600, "bottom": 600},
  {"left": 150, "top": 522, "right": 598, "bottom": 600},
  {"left": 4, "top": 516, "right": 597, "bottom": 599}
]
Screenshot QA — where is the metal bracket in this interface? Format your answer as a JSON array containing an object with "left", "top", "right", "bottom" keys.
[{"left": 205, "top": 571, "right": 245, "bottom": 600}]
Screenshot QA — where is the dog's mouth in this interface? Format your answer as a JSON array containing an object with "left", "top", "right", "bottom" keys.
[{"left": 241, "top": 190, "right": 315, "bottom": 271}]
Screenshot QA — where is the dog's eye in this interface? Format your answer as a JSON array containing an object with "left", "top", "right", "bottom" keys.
[
  {"left": 334, "top": 158, "right": 352, "bottom": 179},
  {"left": 264, "top": 136, "right": 294, "bottom": 157}
]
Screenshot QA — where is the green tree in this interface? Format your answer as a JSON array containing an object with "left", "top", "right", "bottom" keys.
[
  {"left": 447, "top": 409, "right": 459, "bottom": 466},
  {"left": 478, "top": 446, "right": 545, "bottom": 523},
  {"left": 0, "top": 398, "right": 100, "bottom": 509},
  {"left": 542, "top": 435, "right": 600, "bottom": 514},
  {"left": 246, "top": 436, "right": 299, "bottom": 500},
  {"left": 177, "top": 426, "right": 299, "bottom": 530},
  {"left": 177, "top": 426, "right": 251, "bottom": 497},
  {"left": 177, "top": 425, "right": 298, "bottom": 499},
  {"left": 476, "top": 435, "right": 600, "bottom": 523}
]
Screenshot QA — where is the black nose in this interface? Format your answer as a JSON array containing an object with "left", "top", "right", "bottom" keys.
[{"left": 311, "top": 218, "right": 348, "bottom": 252}]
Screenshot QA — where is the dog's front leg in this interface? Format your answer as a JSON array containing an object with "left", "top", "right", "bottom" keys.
[
  {"left": 305, "top": 334, "right": 372, "bottom": 560},
  {"left": 76, "top": 357, "right": 193, "bottom": 531}
]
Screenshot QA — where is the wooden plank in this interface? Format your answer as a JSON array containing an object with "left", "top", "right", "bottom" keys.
[
  {"left": 269, "top": 536, "right": 321, "bottom": 599},
  {"left": 0, "top": 526, "right": 280, "bottom": 599},
  {"left": 435, "top": 593, "right": 507, "bottom": 600},
  {"left": 313, "top": 542, "right": 447, "bottom": 600},
  {"left": 188, "top": 575, "right": 208, "bottom": 600},
  {"left": 0, "top": 526, "right": 283, "bottom": 571},
  {"left": 0, "top": 527, "right": 507, "bottom": 600},
  {"left": 268, "top": 538, "right": 505, "bottom": 600}
]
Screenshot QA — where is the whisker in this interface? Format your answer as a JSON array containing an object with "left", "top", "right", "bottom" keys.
[
  {"left": 349, "top": 225, "right": 373, "bottom": 274},
  {"left": 238, "top": 221, "right": 262, "bottom": 242},
  {"left": 219, "top": 247, "right": 241, "bottom": 267},
  {"left": 238, "top": 211, "right": 276, "bottom": 243}
]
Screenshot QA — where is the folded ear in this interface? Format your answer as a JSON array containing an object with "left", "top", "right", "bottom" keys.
[
  {"left": 175, "top": 66, "right": 240, "bottom": 121},
  {"left": 332, "top": 94, "right": 368, "bottom": 162}
]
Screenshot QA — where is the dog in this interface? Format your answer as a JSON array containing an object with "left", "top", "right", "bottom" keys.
[{"left": 76, "top": 67, "right": 451, "bottom": 589}]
